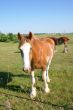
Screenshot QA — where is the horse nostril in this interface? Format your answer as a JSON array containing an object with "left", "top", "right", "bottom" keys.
[
  {"left": 29, "top": 67, "right": 31, "bottom": 71},
  {"left": 23, "top": 68, "right": 28, "bottom": 72},
  {"left": 23, "top": 68, "right": 31, "bottom": 72},
  {"left": 23, "top": 68, "right": 25, "bottom": 71}
]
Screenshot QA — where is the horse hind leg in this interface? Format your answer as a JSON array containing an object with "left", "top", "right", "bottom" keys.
[
  {"left": 46, "top": 66, "right": 51, "bottom": 83},
  {"left": 46, "top": 58, "right": 52, "bottom": 83},
  {"left": 63, "top": 44, "right": 68, "bottom": 53},
  {"left": 42, "top": 70, "right": 50, "bottom": 93},
  {"left": 42, "top": 58, "right": 52, "bottom": 83},
  {"left": 42, "top": 68, "right": 50, "bottom": 83}
]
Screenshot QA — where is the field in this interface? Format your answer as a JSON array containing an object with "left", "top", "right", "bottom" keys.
[{"left": 0, "top": 34, "right": 73, "bottom": 110}]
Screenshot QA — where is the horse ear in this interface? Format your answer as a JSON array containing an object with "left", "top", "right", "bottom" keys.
[
  {"left": 28, "top": 32, "right": 33, "bottom": 40},
  {"left": 18, "top": 32, "right": 22, "bottom": 40}
]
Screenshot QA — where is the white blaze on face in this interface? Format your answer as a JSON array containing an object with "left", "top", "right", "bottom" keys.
[{"left": 20, "top": 42, "right": 31, "bottom": 70}]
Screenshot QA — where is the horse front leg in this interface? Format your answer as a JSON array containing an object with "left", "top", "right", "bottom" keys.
[{"left": 30, "top": 71, "right": 36, "bottom": 99}]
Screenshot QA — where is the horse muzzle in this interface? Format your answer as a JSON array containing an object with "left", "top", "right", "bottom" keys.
[{"left": 23, "top": 67, "right": 31, "bottom": 73}]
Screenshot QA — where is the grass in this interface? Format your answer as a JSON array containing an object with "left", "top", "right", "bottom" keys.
[{"left": 0, "top": 35, "right": 73, "bottom": 110}]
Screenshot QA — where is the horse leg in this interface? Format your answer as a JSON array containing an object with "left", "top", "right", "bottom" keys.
[
  {"left": 46, "top": 58, "right": 52, "bottom": 83},
  {"left": 46, "top": 67, "right": 50, "bottom": 83},
  {"left": 30, "top": 71, "right": 36, "bottom": 98},
  {"left": 42, "top": 70, "right": 50, "bottom": 93},
  {"left": 54, "top": 45, "right": 57, "bottom": 53},
  {"left": 63, "top": 43, "right": 68, "bottom": 53}
]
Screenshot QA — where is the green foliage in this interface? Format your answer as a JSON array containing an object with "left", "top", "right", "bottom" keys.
[
  {"left": 0, "top": 33, "right": 18, "bottom": 42},
  {"left": 0, "top": 33, "right": 7, "bottom": 42},
  {"left": 7, "top": 33, "right": 14, "bottom": 41}
]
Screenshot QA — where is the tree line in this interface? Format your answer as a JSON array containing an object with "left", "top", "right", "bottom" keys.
[
  {"left": 0, "top": 32, "right": 73, "bottom": 42},
  {"left": 0, "top": 33, "right": 18, "bottom": 42}
]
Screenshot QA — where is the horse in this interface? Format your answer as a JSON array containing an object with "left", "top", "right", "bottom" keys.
[
  {"left": 50, "top": 37, "right": 69, "bottom": 53},
  {"left": 18, "top": 32, "right": 55, "bottom": 98}
]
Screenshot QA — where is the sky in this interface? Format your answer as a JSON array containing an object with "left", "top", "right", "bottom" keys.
[{"left": 0, "top": 0, "right": 73, "bottom": 34}]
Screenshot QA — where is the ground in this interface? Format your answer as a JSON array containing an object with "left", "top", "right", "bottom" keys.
[{"left": 0, "top": 34, "right": 73, "bottom": 110}]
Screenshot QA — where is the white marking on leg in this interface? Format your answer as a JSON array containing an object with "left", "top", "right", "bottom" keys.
[
  {"left": 43, "top": 70, "right": 50, "bottom": 93},
  {"left": 63, "top": 43, "right": 68, "bottom": 53},
  {"left": 46, "top": 69, "right": 50, "bottom": 83},
  {"left": 30, "top": 71, "right": 36, "bottom": 99},
  {"left": 64, "top": 46, "right": 68, "bottom": 53},
  {"left": 46, "top": 58, "right": 52, "bottom": 83}
]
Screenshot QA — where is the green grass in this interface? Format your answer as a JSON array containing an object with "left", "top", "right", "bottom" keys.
[{"left": 0, "top": 36, "right": 73, "bottom": 110}]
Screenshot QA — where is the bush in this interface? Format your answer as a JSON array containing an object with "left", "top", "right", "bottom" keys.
[
  {"left": 0, "top": 33, "right": 7, "bottom": 42},
  {"left": 0, "top": 33, "right": 18, "bottom": 42},
  {"left": 7, "top": 33, "right": 14, "bottom": 41}
]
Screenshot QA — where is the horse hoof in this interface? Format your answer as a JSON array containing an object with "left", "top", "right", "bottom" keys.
[
  {"left": 45, "top": 88, "right": 50, "bottom": 93},
  {"left": 30, "top": 93, "right": 36, "bottom": 99},
  {"left": 30, "top": 88, "right": 36, "bottom": 99}
]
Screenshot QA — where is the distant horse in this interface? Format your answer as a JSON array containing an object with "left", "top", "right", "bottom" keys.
[
  {"left": 18, "top": 32, "right": 55, "bottom": 98},
  {"left": 50, "top": 37, "right": 69, "bottom": 53}
]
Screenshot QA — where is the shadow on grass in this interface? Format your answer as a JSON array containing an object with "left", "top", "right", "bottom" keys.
[
  {"left": 14, "top": 51, "right": 20, "bottom": 53},
  {"left": 0, "top": 72, "right": 12, "bottom": 88},
  {"left": 7, "top": 84, "right": 30, "bottom": 93},
  {"left": 0, "top": 71, "right": 30, "bottom": 93},
  {"left": 0, "top": 72, "right": 72, "bottom": 110}
]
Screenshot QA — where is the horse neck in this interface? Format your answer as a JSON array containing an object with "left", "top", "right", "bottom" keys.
[{"left": 31, "top": 37, "right": 40, "bottom": 47}]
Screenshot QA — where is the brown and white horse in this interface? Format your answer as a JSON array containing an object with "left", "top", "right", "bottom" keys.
[
  {"left": 18, "top": 32, "right": 55, "bottom": 98},
  {"left": 50, "top": 37, "right": 69, "bottom": 53}
]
